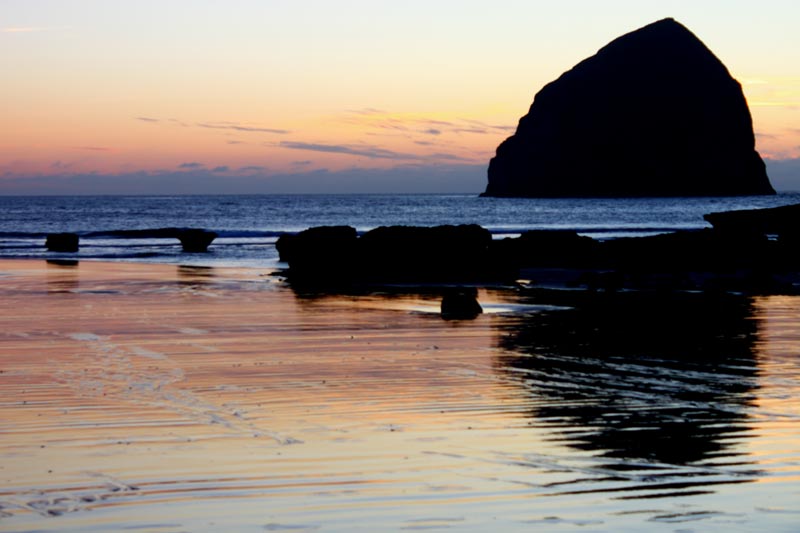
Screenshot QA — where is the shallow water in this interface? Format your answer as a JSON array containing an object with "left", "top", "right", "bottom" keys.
[
  {"left": 2, "top": 193, "right": 800, "bottom": 268},
  {"left": 0, "top": 261, "right": 799, "bottom": 531}
]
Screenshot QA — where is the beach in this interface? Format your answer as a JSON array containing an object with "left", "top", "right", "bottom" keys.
[{"left": 1, "top": 259, "right": 800, "bottom": 531}]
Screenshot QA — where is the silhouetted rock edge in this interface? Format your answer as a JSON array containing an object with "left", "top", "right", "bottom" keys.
[
  {"left": 483, "top": 18, "right": 774, "bottom": 198},
  {"left": 278, "top": 204, "right": 800, "bottom": 295}
]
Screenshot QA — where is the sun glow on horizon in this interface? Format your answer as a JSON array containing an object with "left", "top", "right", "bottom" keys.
[{"left": 1, "top": 0, "right": 799, "bottom": 193}]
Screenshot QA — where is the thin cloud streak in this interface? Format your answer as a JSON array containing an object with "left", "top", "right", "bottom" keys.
[
  {"left": 2, "top": 27, "right": 48, "bottom": 33},
  {"left": 279, "top": 141, "right": 472, "bottom": 162},
  {"left": 347, "top": 108, "right": 388, "bottom": 115},
  {"left": 342, "top": 109, "right": 514, "bottom": 137},
  {"left": 72, "top": 146, "right": 111, "bottom": 152},
  {"left": 197, "top": 122, "right": 290, "bottom": 135},
  {"left": 135, "top": 116, "right": 290, "bottom": 134},
  {"left": 280, "top": 141, "right": 413, "bottom": 160}
]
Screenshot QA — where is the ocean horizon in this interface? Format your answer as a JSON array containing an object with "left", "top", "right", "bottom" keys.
[{"left": 3, "top": 192, "right": 799, "bottom": 268}]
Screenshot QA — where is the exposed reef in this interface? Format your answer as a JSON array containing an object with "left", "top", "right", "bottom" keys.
[
  {"left": 278, "top": 203, "right": 800, "bottom": 295},
  {"left": 483, "top": 18, "right": 774, "bottom": 197},
  {"left": 440, "top": 287, "right": 483, "bottom": 320},
  {"left": 277, "top": 224, "right": 496, "bottom": 285},
  {"left": 46, "top": 233, "right": 79, "bottom": 252},
  {"left": 42, "top": 228, "right": 218, "bottom": 254},
  {"left": 704, "top": 203, "right": 800, "bottom": 235},
  {"left": 177, "top": 229, "right": 218, "bottom": 253}
]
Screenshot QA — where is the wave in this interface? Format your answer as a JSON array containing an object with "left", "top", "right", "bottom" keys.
[
  {"left": 85, "top": 227, "right": 193, "bottom": 238},
  {"left": 486, "top": 225, "right": 706, "bottom": 235},
  {"left": 1, "top": 223, "right": 708, "bottom": 242},
  {"left": 0, "top": 228, "right": 285, "bottom": 240},
  {"left": 1, "top": 225, "right": 703, "bottom": 243},
  {"left": 0, "top": 231, "right": 49, "bottom": 239},
  {"left": 86, "top": 228, "right": 287, "bottom": 239}
]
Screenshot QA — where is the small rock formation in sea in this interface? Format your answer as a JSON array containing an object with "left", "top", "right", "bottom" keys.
[
  {"left": 46, "top": 233, "right": 79, "bottom": 252},
  {"left": 277, "top": 206, "right": 800, "bottom": 294},
  {"left": 277, "top": 225, "right": 493, "bottom": 284},
  {"left": 358, "top": 225, "right": 492, "bottom": 282},
  {"left": 704, "top": 203, "right": 800, "bottom": 236},
  {"left": 177, "top": 229, "right": 218, "bottom": 253},
  {"left": 440, "top": 287, "right": 483, "bottom": 320},
  {"left": 276, "top": 226, "right": 358, "bottom": 282},
  {"left": 483, "top": 18, "right": 775, "bottom": 197}
]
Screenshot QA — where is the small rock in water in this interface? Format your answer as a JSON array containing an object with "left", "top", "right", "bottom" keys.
[
  {"left": 178, "top": 229, "right": 217, "bottom": 253},
  {"left": 46, "top": 233, "right": 79, "bottom": 252},
  {"left": 441, "top": 287, "right": 483, "bottom": 320}
]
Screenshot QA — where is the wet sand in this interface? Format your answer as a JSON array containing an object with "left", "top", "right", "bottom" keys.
[{"left": 1, "top": 259, "right": 799, "bottom": 532}]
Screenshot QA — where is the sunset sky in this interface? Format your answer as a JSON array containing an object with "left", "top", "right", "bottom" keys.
[{"left": 2, "top": 0, "right": 799, "bottom": 194}]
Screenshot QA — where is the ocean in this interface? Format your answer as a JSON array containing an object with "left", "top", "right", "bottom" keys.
[
  {"left": 1, "top": 193, "right": 799, "bottom": 268},
  {"left": 2, "top": 195, "right": 800, "bottom": 530}
]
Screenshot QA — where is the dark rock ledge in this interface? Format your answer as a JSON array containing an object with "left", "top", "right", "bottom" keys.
[
  {"left": 276, "top": 204, "right": 800, "bottom": 296},
  {"left": 44, "top": 228, "right": 218, "bottom": 254}
]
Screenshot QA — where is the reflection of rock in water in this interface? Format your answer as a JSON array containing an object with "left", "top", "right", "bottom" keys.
[
  {"left": 46, "top": 259, "right": 80, "bottom": 294},
  {"left": 497, "top": 292, "right": 760, "bottom": 466},
  {"left": 177, "top": 265, "right": 216, "bottom": 279},
  {"left": 176, "top": 265, "right": 217, "bottom": 289}
]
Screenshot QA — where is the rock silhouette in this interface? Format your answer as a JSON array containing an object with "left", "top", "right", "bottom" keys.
[
  {"left": 704, "top": 203, "right": 800, "bottom": 236},
  {"left": 440, "top": 287, "right": 483, "bottom": 320},
  {"left": 359, "top": 225, "right": 492, "bottom": 282},
  {"left": 46, "top": 233, "right": 79, "bottom": 252},
  {"left": 278, "top": 225, "right": 493, "bottom": 284},
  {"left": 496, "top": 292, "right": 759, "bottom": 465},
  {"left": 279, "top": 201, "right": 800, "bottom": 294},
  {"left": 177, "top": 229, "right": 218, "bottom": 253},
  {"left": 483, "top": 18, "right": 774, "bottom": 197},
  {"left": 276, "top": 226, "right": 358, "bottom": 282}
]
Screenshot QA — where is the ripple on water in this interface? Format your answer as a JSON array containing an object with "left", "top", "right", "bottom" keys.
[{"left": 1, "top": 270, "right": 800, "bottom": 531}]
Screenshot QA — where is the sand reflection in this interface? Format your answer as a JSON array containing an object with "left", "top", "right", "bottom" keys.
[
  {"left": 46, "top": 259, "right": 80, "bottom": 293},
  {"left": 2, "top": 261, "right": 800, "bottom": 531},
  {"left": 495, "top": 291, "right": 762, "bottom": 497}
]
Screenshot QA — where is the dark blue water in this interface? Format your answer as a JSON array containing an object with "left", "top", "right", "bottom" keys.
[{"left": 1, "top": 194, "right": 798, "bottom": 267}]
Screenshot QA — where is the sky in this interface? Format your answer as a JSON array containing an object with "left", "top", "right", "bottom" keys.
[{"left": 1, "top": 0, "right": 799, "bottom": 194}]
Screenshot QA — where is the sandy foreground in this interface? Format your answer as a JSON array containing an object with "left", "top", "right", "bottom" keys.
[{"left": 1, "top": 259, "right": 799, "bottom": 532}]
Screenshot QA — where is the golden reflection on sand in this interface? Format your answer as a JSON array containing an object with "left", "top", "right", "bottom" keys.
[
  {"left": 0, "top": 260, "right": 544, "bottom": 529},
  {"left": 748, "top": 296, "right": 800, "bottom": 483},
  {"left": 2, "top": 260, "right": 800, "bottom": 531}
]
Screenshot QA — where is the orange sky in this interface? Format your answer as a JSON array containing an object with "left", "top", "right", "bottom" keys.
[{"left": 1, "top": 1, "right": 799, "bottom": 193}]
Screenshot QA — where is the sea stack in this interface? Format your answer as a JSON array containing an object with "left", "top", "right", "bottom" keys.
[{"left": 483, "top": 18, "right": 775, "bottom": 197}]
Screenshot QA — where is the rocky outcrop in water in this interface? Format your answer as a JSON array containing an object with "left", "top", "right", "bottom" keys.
[
  {"left": 483, "top": 18, "right": 774, "bottom": 197},
  {"left": 278, "top": 225, "right": 494, "bottom": 284},
  {"left": 704, "top": 203, "right": 800, "bottom": 236},
  {"left": 359, "top": 225, "right": 492, "bottom": 282},
  {"left": 178, "top": 229, "right": 218, "bottom": 253},
  {"left": 46, "top": 233, "right": 79, "bottom": 252},
  {"left": 276, "top": 226, "right": 358, "bottom": 282},
  {"left": 279, "top": 203, "right": 800, "bottom": 294},
  {"left": 440, "top": 287, "right": 483, "bottom": 320}
]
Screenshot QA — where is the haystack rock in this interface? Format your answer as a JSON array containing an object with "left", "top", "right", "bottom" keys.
[{"left": 483, "top": 18, "right": 775, "bottom": 197}]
